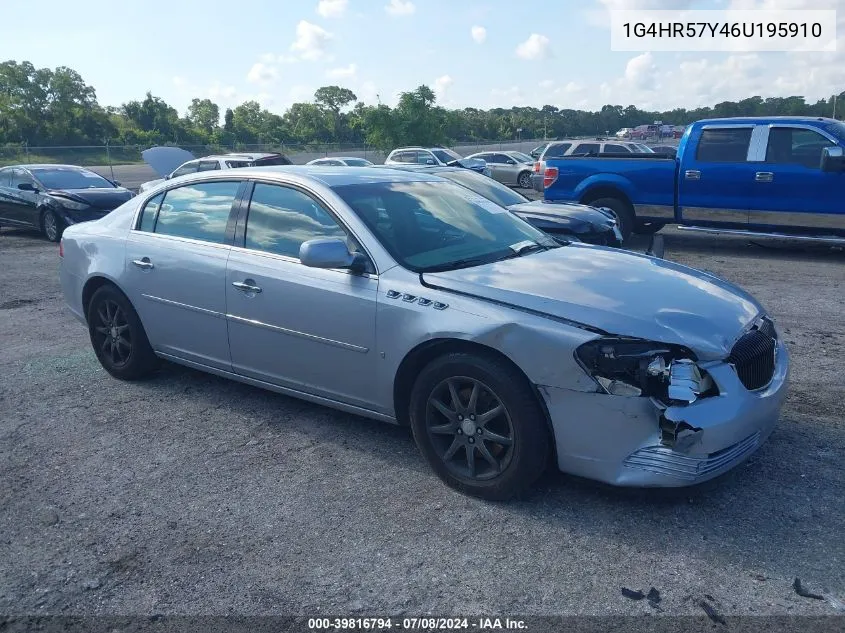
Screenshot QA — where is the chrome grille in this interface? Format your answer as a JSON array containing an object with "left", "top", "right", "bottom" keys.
[
  {"left": 729, "top": 320, "right": 777, "bottom": 391},
  {"left": 623, "top": 432, "right": 760, "bottom": 481}
]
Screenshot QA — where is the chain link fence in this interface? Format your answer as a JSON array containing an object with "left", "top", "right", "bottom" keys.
[{"left": 0, "top": 139, "right": 554, "bottom": 190}]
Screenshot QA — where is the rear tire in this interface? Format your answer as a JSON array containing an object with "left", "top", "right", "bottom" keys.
[
  {"left": 409, "top": 352, "right": 550, "bottom": 500},
  {"left": 586, "top": 197, "right": 635, "bottom": 241},
  {"left": 87, "top": 285, "right": 158, "bottom": 380},
  {"left": 517, "top": 171, "right": 532, "bottom": 189},
  {"left": 41, "top": 209, "right": 63, "bottom": 242}
]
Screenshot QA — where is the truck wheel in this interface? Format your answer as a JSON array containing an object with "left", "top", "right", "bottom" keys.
[
  {"left": 634, "top": 221, "right": 665, "bottom": 235},
  {"left": 587, "top": 197, "right": 635, "bottom": 240}
]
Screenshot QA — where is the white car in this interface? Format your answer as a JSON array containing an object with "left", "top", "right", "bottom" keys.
[
  {"left": 616, "top": 128, "right": 633, "bottom": 138},
  {"left": 306, "top": 157, "right": 374, "bottom": 166},
  {"left": 138, "top": 148, "right": 292, "bottom": 193},
  {"left": 384, "top": 147, "right": 491, "bottom": 177}
]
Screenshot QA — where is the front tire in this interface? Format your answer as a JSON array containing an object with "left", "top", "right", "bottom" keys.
[
  {"left": 517, "top": 171, "right": 532, "bottom": 189},
  {"left": 87, "top": 285, "right": 158, "bottom": 380},
  {"left": 41, "top": 209, "right": 63, "bottom": 242},
  {"left": 586, "top": 197, "right": 635, "bottom": 241},
  {"left": 409, "top": 352, "right": 550, "bottom": 500}
]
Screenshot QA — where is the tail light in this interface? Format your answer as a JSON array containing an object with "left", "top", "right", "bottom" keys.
[
  {"left": 59, "top": 239, "right": 64, "bottom": 258},
  {"left": 543, "top": 166, "right": 559, "bottom": 188},
  {"left": 533, "top": 161, "right": 541, "bottom": 173}
]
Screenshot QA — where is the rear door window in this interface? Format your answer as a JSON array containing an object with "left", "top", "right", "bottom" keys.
[
  {"left": 542, "top": 143, "right": 571, "bottom": 159},
  {"left": 695, "top": 128, "right": 753, "bottom": 163},
  {"left": 603, "top": 144, "right": 629, "bottom": 153},
  {"left": 153, "top": 181, "right": 241, "bottom": 243},
  {"left": 571, "top": 143, "right": 600, "bottom": 155},
  {"left": 198, "top": 160, "right": 221, "bottom": 172}
]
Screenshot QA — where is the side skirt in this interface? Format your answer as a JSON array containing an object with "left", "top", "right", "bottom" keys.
[{"left": 156, "top": 351, "right": 399, "bottom": 425}]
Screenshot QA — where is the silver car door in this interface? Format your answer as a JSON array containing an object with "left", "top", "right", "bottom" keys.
[
  {"left": 124, "top": 179, "right": 245, "bottom": 371},
  {"left": 496, "top": 153, "right": 520, "bottom": 184},
  {"left": 225, "top": 181, "right": 379, "bottom": 409}
]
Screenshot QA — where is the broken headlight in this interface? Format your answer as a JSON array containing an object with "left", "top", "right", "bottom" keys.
[{"left": 574, "top": 337, "right": 714, "bottom": 404}]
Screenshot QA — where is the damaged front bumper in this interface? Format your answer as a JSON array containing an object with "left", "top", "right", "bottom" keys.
[{"left": 542, "top": 339, "right": 789, "bottom": 487}]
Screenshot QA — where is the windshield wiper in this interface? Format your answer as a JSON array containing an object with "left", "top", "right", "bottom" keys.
[
  {"left": 502, "top": 240, "right": 560, "bottom": 259},
  {"left": 421, "top": 254, "right": 506, "bottom": 273}
]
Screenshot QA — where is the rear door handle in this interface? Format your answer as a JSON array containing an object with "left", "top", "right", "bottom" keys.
[
  {"left": 684, "top": 170, "right": 701, "bottom": 180},
  {"left": 755, "top": 171, "right": 774, "bottom": 182},
  {"left": 232, "top": 280, "right": 262, "bottom": 294},
  {"left": 132, "top": 258, "right": 154, "bottom": 270}
]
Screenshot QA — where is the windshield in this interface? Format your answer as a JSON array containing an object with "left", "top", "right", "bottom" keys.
[
  {"left": 510, "top": 152, "right": 534, "bottom": 163},
  {"left": 431, "top": 149, "right": 462, "bottom": 164},
  {"left": 437, "top": 169, "right": 527, "bottom": 207},
  {"left": 344, "top": 158, "right": 373, "bottom": 166},
  {"left": 333, "top": 180, "right": 554, "bottom": 272},
  {"left": 31, "top": 168, "right": 114, "bottom": 190}
]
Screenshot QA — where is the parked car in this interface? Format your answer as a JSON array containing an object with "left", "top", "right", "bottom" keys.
[
  {"left": 649, "top": 145, "right": 678, "bottom": 157},
  {"left": 615, "top": 128, "right": 633, "bottom": 138},
  {"left": 464, "top": 151, "right": 535, "bottom": 188},
  {"left": 381, "top": 164, "right": 623, "bottom": 247},
  {"left": 538, "top": 116, "right": 845, "bottom": 243},
  {"left": 306, "top": 157, "right": 374, "bottom": 166},
  {"left": 138, "top": 148, "right": 292, "bottom": 193},
  {"left": 530, "top": 140, "right": 654, "bottom": 192},
  {"left": 384, "top": 147, "right": 490, "bottom": 176},
  {"left": 59, "top": 166, "right": 787, "bottom": 499},
  {"left": 631, "top": 124, "right": 659, "bottom": 140},
  {"left": 0, "top": 164, "right": 133, "bottom": 241}
]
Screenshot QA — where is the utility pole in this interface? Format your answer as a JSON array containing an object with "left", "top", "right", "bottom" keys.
[{"left": 834, "top": 94, "right": 838, "bottom": 119}]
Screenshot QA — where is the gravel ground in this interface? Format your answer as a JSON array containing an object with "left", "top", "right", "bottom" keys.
[{"left": 0, "top": 224, "right": 843, "bottom": 620}]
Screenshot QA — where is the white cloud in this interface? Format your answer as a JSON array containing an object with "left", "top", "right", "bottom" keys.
[
  {"left": 327, "top": 63, "right": 358, "bottom": 79},
  {"left": 317, "top": 0, "right": 347, "bottom": 18},
  {"left": 471, "top": 26, "right": 487, "bottom": 44},
  {"left": 290, "top": 85, "right": 314, "bottom": 103},
  {"left": 624, "top": 51, "right": 656, "bottom": 89},
  {"left": 434, "top": 75, "right": 454, "bottom": 100},
  {"left": 259, "top": 52, "right": 277, "bottom": 63},
  {"left": 586, "top": 0, "right": 695, "bottom": 28},
  {"left": 515, "top": 34, "right": 551, "bottom": 60},
  {"left": 246, "top": 62, "right": 278, "bottom": 84},
  {"left": 172, "top": 76, "right": 186, "bottom": 87},
  {"left": 538, "top": 79, "right": 554, "bottom": 89},
  {"left": 291, "top": 20, "right": 334, "bottom": 61},
  {"left": 208, "top": 82, "right": 238, "bottom": 101},
  {"left": 358, "top": 81, "right": 379, "bottom": 104},
  {"left": 385, "top": 0, "right": 415, "bottom": 16}
]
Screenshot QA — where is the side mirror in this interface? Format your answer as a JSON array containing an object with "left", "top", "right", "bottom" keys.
[
  {"left": 112, "top": 180, "right": 122, "bottom": 187},
  {"left": 820, "top": 146, "right": 845, "bottom": 172},
  {"left": 17, "top": 183, "right": 38, "bottom": 192},
  {"left": 425, "top": 159, "right": 436, "bottom": 165},
  {"left": 300, "top": 237, "right": 368, "bottom": 273},
  {"left": 164, "top": 174, "right": 172, "bottom": 180}
]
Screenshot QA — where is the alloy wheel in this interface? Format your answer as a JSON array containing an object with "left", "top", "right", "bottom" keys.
[
  {"left": 92, "top": 299, "right": 132, "bottom": 367},
  {"left": 426, "top": 376, "right": 514, "bottom": 481},
  {"left": 43, "top": 212, "right": 58, "bottom": 241}
]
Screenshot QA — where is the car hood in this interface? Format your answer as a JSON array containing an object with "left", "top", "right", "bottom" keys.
[
  {"left": 141, "top": 146, "right": 196, "bottom": 177},
  {"left": 507, "top": 200, "right": 616, "bottom": 233},
  {"left": 447, "top": 158, "right": 487, "bottom": 172},
  {"left": 423, "top": 245, "right": 762, "bottom": 359},
  {"left": 48, "top": 188, "right": 134, "bottom": 210}
]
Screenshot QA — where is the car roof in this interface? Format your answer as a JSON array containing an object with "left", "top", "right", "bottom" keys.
[
  {"left": 389, "top": 147, "right": 447, "bottom": 152},
  {"left": 695, "top": 116, "right": 837, "bottom": 125},
  {"left": 194, "top": 165, "right": 446, "bottom": 187},
  {"left": 13, "top": 164, "right": 91, "bottom": 170},
  {"left": 313, "top": 156, "right": 371, "bottom": 161}
]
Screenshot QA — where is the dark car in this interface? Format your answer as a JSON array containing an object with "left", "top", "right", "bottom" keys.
[
  {"left": 381, "top": 164, "right": 623, "bottom": 247},
  {"left": 0, "top": 165, "right": 134, "bottom": 241}
]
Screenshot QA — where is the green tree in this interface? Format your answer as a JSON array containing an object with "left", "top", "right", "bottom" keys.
[{"left": 187, "top": 98, "right": 220, "bottom": 134}]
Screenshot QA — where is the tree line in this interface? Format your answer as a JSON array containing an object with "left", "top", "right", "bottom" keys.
[{"left": 2, "top": 59, "right": 843, "bottom": 151}]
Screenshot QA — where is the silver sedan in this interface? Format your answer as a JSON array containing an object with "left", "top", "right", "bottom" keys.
[
  {"left": 464, "top": 150, "right": 535, "bottom": 188},
  {"left": 59, "top": 167, "right": 788, "bottom": 499}
]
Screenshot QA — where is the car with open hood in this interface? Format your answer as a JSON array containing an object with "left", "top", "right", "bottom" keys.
[
  {"left": 384, "top": 147, "right": 490, "bottom": 176},
  {"left": 59, "top": 166, "right": 788, "bottom": 500},
  {"left": 0, "top": 164, "right": 134, "bottom": 241},
  {"left": 137, "top": 147, "right": 292, "bottom": 193}
]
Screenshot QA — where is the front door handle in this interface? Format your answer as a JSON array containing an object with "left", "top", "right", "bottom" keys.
[
  {"left": 232, "top": 280, "right": 262, "bottom": 294},
  {"left": 684, "top": 170, "right": 701, "bottom": 180},
  {"left": 132, "top": 257, "right": 154, "bottom": 270},
  {"left": 755, "top": 171, "right": 774, "bottom": 182}
]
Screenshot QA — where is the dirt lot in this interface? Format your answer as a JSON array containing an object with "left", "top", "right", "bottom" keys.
[{"left": 0, "top": 225, "right": 843, "bottom": 619}]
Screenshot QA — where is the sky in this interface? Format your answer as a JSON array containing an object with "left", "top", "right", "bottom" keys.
[{"left": 1, "top": 0, "right": 843, "bottom": 117}]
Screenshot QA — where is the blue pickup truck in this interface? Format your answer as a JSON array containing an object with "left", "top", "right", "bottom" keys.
[{"left": 539, "top": 117, "right": 845, "bottom": 242}]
